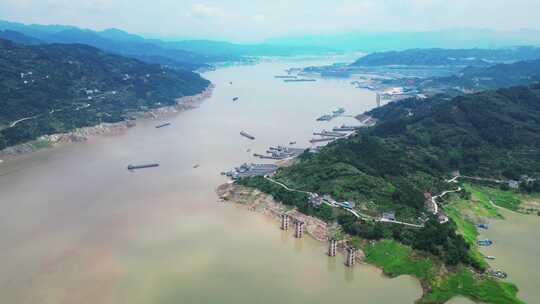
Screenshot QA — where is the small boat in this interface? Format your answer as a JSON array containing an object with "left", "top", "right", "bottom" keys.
[
  {"left": 485, "top": 255, "right": 496, "bottom": 260},
  {"left": 477, "top": 239, "right": 493, "bottom": 246},
  {"left": 477, "top": 223, "right": 489, "bottom": 229},
  {"left": 289, "top": 141, "right": 296, "bottom": 145},
  {"left": 316, "top": 114, "right": 333, "bottom": 121},
  {"left": 155, "top": 122, "right": 171, "bottom": 129},
  {"left": 193, "top": 164, "right": 200, "bottom": 169},
  {"left": 233, "top": 97, "right": 239, "bottom": 101},
  {"left": 487, "top": 269, "right": 507, "bottom": 279},
  {"left": 333, "top": 107, "right": 346, "bottom": 115}
]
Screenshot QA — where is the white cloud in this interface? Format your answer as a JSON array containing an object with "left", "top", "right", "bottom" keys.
[
  {"left": 252, "top": 14, "right": 266, "bottom": 23},
  {"left": 190, "top": 3, "right": 225, "bottom": 18}
]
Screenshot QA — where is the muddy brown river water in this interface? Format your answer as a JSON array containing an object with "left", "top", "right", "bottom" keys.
[{"left": 0, "top": 59, "right": 537, "bottom": 303}]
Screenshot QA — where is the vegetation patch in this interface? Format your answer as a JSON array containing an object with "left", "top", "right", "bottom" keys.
[
  {"left": 420, "top": 268, "right": 524, "bottom": 304},
  {"left": 29, "top": 139, "right": 52, "bottom": 150},
  {"left": 465, "top": 183, "right": 522, "bottom": 212},
  {"left": 363, "top": 239, "right": 434, "bottom": 282}
]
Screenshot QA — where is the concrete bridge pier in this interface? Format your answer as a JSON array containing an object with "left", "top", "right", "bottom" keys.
[
  {"left": 280, "top": 214, "right": 289, "bottom": 230},
  {"left": 328, "top": 239, "right": 337, "bottom": 257},
  {"left": 345, "top": 246, "right": 357, "bottom": 267},
  {"left": 293, "top": 219, "right": 305, "bottom": 238}
]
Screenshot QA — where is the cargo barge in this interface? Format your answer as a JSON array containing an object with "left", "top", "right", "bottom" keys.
[
  {"left": 284, "top": 78, "right": 317, "bottom": 82},
  {"left": 155, "top": 122, "right": 171, "bottom": 129},
  {"left": 127, "top": 163, "right": 159, "bottom": 170},
  {"left": 240, "top": 131, "right": 255, "bottom": 140}
]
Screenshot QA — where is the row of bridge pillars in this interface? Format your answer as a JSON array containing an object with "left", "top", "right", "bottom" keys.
[
  {"left": 281, "top": 213, "right": 357, "bottom": 267},
  {"left": 280, "top": 214, "right": 304, "bottom": 238}
]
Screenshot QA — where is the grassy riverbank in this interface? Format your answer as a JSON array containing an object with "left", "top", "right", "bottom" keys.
[
  {"left": 363, "top": 239, "right": 523, "bottom": 304},
  {"left": 236, "top": 176, "right": 529, "bottom": 303}
]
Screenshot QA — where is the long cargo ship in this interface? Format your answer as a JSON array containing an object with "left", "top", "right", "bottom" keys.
[
  {"left": 127, "top": 163, "right": 159, "bottom": 170},
  {"left": 240, "top": 131, "right": 255, "bottom": 140},
  {"left": 155, "top": 122, "right": 171, "bottom": 129},
  {"left": 284, "top": 78, "right": 317, "bottom": 82}
]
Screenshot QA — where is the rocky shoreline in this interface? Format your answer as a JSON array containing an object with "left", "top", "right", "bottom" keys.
[
  {"left": 0, "top": 84, "right": 214, "bottom": 162},
  {"left": 216, "top": 182, "right": 366, "bottom": 262}
]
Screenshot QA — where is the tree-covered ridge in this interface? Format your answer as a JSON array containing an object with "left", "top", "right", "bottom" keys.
[
  {"left": 271, "top": 85, "right": 540, "bottom": 223},
  {"left": 424, "top": 59, "right": 540, "bottom": 91},
  {"left": 369, "top": 85, "right": 540, "bottom": 178},
  {"left": 0, "top": 39, "right": 210, "bottom": 149},
  {"left": 351, "top": 47, "right": 540, "bottom": 67}
]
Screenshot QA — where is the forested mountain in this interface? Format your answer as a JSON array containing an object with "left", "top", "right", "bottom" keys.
[
  {"left": 351, "top": 47, "right": 540, "bottom": 67},
  {"left": 273, "top": 85, "right": 540, "bottom": 219},
  {"left": 0, "top": 39, "right": 210, "bottom": 149}
]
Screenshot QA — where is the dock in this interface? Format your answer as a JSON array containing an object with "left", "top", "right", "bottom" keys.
[
  {"left": 333, "top": 125, "right": 361, "bottom": 132},
  {"left": 313, "top": 130, "right": 347, "bottom": 138},
  {"left": 255, "top": 146, "right": 307, "bottom": 160},
  {"left": 222, "top": 163, "right": 279, "bottom": 179},
  {"left": 310, "top": 138, "right": 334, "bottom": 143}
]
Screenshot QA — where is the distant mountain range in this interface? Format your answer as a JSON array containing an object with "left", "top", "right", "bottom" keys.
[
  {"left": 266, "top": 29, "right": 540, "bottom": 52},
  {"left": 351, "top": 47, "right": 540, "bottom": 67},
  {"left": 0, "top": 20, "right": 334, "bottom": 70},
  {"left": 0, "top": 38, "right": 210, "bottom": 149}
]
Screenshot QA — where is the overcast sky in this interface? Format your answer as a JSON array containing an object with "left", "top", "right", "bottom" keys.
[{"left": 1, "top": 0, "right": 540, "bottom": 42}]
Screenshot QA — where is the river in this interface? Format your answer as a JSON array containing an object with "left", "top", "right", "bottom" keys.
[
  {"left": 0, "top": 59, "right": 423, "bottom": 304},
  {"left": 479, "top": 209, "right": 540, "bottom": 303}
]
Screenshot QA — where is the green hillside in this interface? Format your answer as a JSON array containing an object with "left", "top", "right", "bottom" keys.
[{"left": 0, "top": 39, "right": 210, "bottom": 149}]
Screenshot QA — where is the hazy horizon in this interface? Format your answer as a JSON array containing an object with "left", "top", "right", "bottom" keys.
[{"left": 1, "top": 0, "right": 540, "bottom": 43}]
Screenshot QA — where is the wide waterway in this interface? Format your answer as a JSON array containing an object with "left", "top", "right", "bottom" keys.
[
  {"left": 0, "top": 59, "right": 422, "bottom": 303},
  {"left": 2, "top": 59, "right": 538, "bottom": 304}
]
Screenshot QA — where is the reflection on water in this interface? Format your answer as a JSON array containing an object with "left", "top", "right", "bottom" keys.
[{"left": 0, "top": 59, "right": 423, "bottom": 304}]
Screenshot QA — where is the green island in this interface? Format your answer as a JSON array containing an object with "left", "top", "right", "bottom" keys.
[{"left": 236, "top": 84, "right": 540, "bottom": 303}]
